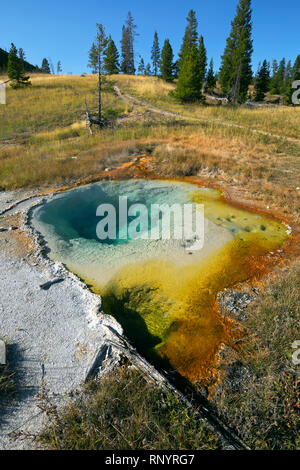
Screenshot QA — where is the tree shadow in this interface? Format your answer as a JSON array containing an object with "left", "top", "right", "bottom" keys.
[{"left": 0, "top": 343, "right": 39, "bottom": 427}]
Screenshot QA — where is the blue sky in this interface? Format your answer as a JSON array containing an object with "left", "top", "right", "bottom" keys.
[{"left": 1, "top": 0, "right": 299, "bottom": 74}]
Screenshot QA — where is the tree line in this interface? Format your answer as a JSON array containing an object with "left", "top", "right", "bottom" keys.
[
  {"left": 89, "top": 1, "right": 299, "bottom": 105},
  {"left": 4, "top": 44, "right": 63, "bottom": 88}
]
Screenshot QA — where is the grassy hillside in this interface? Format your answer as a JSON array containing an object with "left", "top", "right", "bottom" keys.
[{"left": 109, "top": 75, "right": 300, "bottom": 139}]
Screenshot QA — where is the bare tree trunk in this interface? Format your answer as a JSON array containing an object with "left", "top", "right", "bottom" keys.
[{"left": 98, "top": 55, "right": 102, "bottom": 122}]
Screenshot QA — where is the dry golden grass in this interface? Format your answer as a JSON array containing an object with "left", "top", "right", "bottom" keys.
[
  {"left": 0, "top": 74, "right": 299, "bottom": 235},
  {"left": 0, "top": 74, "right": 129, "bottom": 140},
  {"left": 108, "top": 75, "right": 300, "bottom": 140},
  {"left": 150, "top": 131, "right": 300, "bottom": 223}
]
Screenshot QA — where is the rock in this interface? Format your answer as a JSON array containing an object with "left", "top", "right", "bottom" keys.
[
  {"left": 225, "top": 361, "right": 252, "bottom": 394},
  {"left": 218, "top": 290, "right": 257, "bottom": 320}
]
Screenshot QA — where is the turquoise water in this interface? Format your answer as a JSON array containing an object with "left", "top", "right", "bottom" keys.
[
  {"left": 32, "top": 180, "right": 232, "bottom": 285},
  {"left": 31, "top": 179, "right": 288, "bottom": 383}
]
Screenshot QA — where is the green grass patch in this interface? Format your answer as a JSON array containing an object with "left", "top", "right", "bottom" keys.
[
  {"left": 214, "top": 264, "right": 300, "bottom": 450},
  {"left": 38, "top": 367, "right": 222, "bottom": 450}
]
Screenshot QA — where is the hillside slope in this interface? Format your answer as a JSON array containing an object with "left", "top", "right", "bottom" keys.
[{"left": 0, "top": 47, "right": 37, "bottom": 73}]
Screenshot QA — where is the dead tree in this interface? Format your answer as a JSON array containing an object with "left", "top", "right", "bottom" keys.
[{"left": 87, "top": 24, "right": 108, "bottom": 130}]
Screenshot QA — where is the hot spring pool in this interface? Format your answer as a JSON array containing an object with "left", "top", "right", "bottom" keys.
[{"left": 32, "top": 180, "right": 288, "bottom": 383}]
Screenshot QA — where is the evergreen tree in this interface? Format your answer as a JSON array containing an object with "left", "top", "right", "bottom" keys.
[
  {"left": 18, "top": 48, "right": 26, "bottom": 66},
  {"left": 219, "top": 0, "right": 253, "bottom": 103},
  {"left": 145, "top": 63, "right": 152, "bottom": 76},
  {"left": 277, "top": 58, "right": 286, "bottom": 94},
  {"left": 291, "top": 55, "right": 300, "bottom": 81},
  {"left": 88, "top": 24, "right": 108, "bottom": 122},
  {"left": 104, "top": 37, "right": 120, "bottom": 74},
  {"left": 269, "top": 59, "right": 279, "bottom": 93},
  {"left": 284, "top": 60, "right": 292, "bottom": 86},
  {"left": 88, "top": 44, "right": 98, "bottom": 74},
  {"left": 151, "top": 31, "right": 160, "bottom": 76},
  {"left": 206, "top": 58, "right": 217, "bottom": 92},
  {"left": 160, "top": 39, "right": 174, "bottom": 82},
  {"left": 57, "top": 60, "right": 62, "bottom": 74},
  {"left": 270, "top": 58, "right": 287, "bottom": 95},
  {"left": 41, "top": 58, "right": 51, "bottom": 74},
  {"left": 284, "top": 55, "right": 300, "bottom": 104},
  {"left": 138, "top": 57, "right": 145, "bottom": 75},
  {"left": 7, "top": 43, "right": 31, "bottom": 88},
  {"left": 198, "top": 35, "right": 207, "bottom": 88},
  {"left": 173, "top": 60, "right": 180, "bottom": 79},
  {"left": 179, "top": 10, "right": 198, "bottom": 69},
  {"left": 254, "top": 59, "right": 270, "bottom": 101},
  {"left": 121, "top": 12, "right": 137, "bottom": 75},
  {"left": 174, "top": 46, "right": 203, "bottom": 102}
]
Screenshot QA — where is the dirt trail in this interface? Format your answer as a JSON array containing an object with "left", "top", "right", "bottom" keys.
[{"left": 114, "top": 86, "right": 300, "bottom": 145}]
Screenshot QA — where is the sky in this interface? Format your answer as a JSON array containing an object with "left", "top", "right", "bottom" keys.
[{"left": 1, "top": 0, "right": 299, "bottom": 74}]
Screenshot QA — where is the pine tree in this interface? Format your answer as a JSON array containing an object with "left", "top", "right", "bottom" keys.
[
  {"left": 269, "top": 59, "right": 279, "bottom": 93},
  {"left": 145, "top": 63, "right": 152, "bottom": 76},
  {"left": 254, "top": 60, "right": 270, "bottom": 101},
  {"left": 173, "top": 60, "right": 180, "bottom": 79},
  {"left": 284, "top": 55, "right": 300, "bottom": 104},
  {"left": 88, "top": 24, "right": 108, "bottom": 122},
  {"left": 198, "top": 35, "right": 207, "bottom": 88},
  {"left": 270, "top": 58, "right": 286, "bottom": 95},
  {"left": 104, "top": 37, "right": 120, "bottom": 74},
  {"left": 151, "top": 31, "right": 160, "bottom": 76},
  {"left": 88, "top": 44, "right": 98, "bottom": 74},
  {"left": 281, "top": 60, "right": 292, "bottom": 98},
  {"left": 49, "top": 58, "right": 55, "bottom": 74},
  {"left": 57, "top": 60, "right": 62, "bottom": 74},
  {"left": 219, "top": 0, "right": 253, "bottom": 103},
  {"left": 7, "top": 43, "right": 31, "bottom": 88},
  {"left": 179, "top": 10, "right": 198, "bottom": 69},
  {"left": 138, "top": 57, "right": 145, "bottom": 75},
  {"left": 291, "top": 55, "right": 300, "bottom": 81},
  {"left": 174, "top": 46, "right": 203, "bottom": 102},
  {"left": 206, "top": 58, "right": 216, "bottom": 92},
  {"left": 18, "top": 48, "right": 26, "bottom": 66},
  {"left": 160, "top": 39, "right": 174, "bottom": 82},
  {"left": 121, "top": 12, "right": 137, "bottom": 75},
  {"left": 277, "top": 58, "right": 287, "bottom": 94},
  {"left": 41, "top": 58, "right": 51, "bottom": 74}
]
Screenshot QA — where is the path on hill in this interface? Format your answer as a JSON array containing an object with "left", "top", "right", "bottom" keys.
[{"left": 113, "top": 86, "right": 300, "bottom": 145}]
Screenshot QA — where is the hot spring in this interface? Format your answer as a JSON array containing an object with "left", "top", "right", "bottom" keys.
[{"left": 31, "top": 180, "right": 288, "bottom": 384}]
